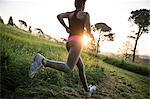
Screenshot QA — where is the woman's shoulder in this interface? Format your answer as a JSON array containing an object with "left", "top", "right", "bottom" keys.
[
  {"left": 76, "top": 11, "right": 89, "bottom": 19},
  {"left": 66, "top": 11, "right": 75, "bottom": 18},
  {"left": 78, "top": 11, "right": 89, "bottom": 17},
  {"left": 65, "top": 10, "right": 89, "bottom": 15},
  {"left": 83, "top": 12, "right": 89, "bottom": 16},
  {"left": 67, "top": 10, "right": 89, "bottom": 19},
  {"left": 66, "top": 10, "right": 76, "bottom": 14}
]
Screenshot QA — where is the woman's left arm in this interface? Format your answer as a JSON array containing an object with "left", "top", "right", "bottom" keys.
[{"left": 57, "top": 12, "right": 70, "bottom": 33}]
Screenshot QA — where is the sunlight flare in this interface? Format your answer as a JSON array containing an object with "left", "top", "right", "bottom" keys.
[{"left": 82, "top": 35, "right": 91, "bottom": 46}]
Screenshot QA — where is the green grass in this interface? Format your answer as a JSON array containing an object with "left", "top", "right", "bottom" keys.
[
  {"left": 0, "top": 24, "right": 149, "bottom": 99},
  {"left": 103, "top": 56, "right": 149, "bottom": 76}
]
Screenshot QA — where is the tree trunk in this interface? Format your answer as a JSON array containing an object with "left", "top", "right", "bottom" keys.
[
  {"left": 96, "top": 31, "right": 101, "bottom": 53},
  {"left": 20, "top": 23, "right": 22, "bottom": 29},
  {"left": 97, "top": 39, "right": 100, "bottom": 53},
  {"left": 125, "top": 52, "right": 127, "bottom": 60},
  {"left": 132, "top": 39, "right": 138, "bottom": 62},
  {"left": 132, "top": 28, "right": 141, "bottom": 62}
]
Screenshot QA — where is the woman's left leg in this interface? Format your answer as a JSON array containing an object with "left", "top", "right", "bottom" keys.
[
  {"left": 76, "top": 57, "right": 89, "bottom": 92},
  {"left": 66, "top": 41, "right": 88, "bottom": 92}
]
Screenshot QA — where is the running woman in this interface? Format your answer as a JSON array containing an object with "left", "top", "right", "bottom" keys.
[{"left": 29, "top": 0, "right": 96, "bottom": 97}]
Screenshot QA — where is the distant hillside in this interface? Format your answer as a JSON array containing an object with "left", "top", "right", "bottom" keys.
[
  {"left": 102, "top": 52, "right": 150, "bottom": 65},
  {"left": 137, "top": 55, "right": 150, "bottom": 64},
  {"left": 0, "top": 24, "right": 149, "bottom": 99}
]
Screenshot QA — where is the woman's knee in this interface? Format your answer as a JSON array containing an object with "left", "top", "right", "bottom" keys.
[{"left": 65, "top": 64, "right": 73, "bottom": 74}]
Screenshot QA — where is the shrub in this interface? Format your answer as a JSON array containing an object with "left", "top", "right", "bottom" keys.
[{"left": 103, "top": 57, "right": 149, "bottom": 76}]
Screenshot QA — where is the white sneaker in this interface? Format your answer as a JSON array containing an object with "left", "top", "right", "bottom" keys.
[
  {"left": 85, "top": 85, "right": 96, "bottom": 98},
  {"left": 29, "top": 53, "right": 45, "bottom": 78}
]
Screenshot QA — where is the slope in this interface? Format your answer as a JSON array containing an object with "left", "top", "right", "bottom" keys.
[{"left": 0, "top": 24, "right": 149, "bottom": 99}]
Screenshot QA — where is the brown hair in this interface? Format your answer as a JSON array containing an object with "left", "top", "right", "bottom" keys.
[{"left": 75, "top": 0, "right": 87, "bottom": 9}]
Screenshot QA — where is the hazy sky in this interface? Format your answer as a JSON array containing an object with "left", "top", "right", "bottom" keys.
[{"left": 0, "top": 0, "right": 150, "bottom": 55}]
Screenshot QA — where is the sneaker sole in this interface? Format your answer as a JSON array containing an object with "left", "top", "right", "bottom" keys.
[{"left": 29, "top": 54, "right": 39, "bottom": 78}]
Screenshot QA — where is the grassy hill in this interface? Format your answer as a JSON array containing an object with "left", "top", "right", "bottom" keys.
[{"left": 0, "top": 24, "right": 149, "bottom": 99}]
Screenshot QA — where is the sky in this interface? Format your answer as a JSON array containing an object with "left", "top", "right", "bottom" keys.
[{"left": 0, "top": 0, "right": 150, "bottom": 56}]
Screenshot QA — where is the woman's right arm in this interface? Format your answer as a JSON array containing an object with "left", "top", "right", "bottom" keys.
[
  {"left": 85, "top": 12, "right": 94, "bottom": 40},
  {"left": 57, "top": 12, "right": 70, "bottom": 33}
]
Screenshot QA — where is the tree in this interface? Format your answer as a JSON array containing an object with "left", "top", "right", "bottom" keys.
[
  {"left": 128, "top": 9, "right": 150, "bottom": 62},
  {"left": 19, "top": 20, "right": 27, "bottom": 29},
  {"left": 118, "top": 41, "right": 133, "bottom": 60},
  {"left": 0, "top": 16, "right": 4, "bottom": 24},
  {"left": 35, "top": 28, "right": 44, "bottom": 34},
  {"left": 28, "top": 26, "right": 32, "bottom": 33},
  {"left": 92, "top": 23, "right": 114, "bottom": 53},
  {"left": 8, "top": 16, "right": 13, "bottom": 25},
  {"left": 34, "top": 28, "right": 44, "bottom": 38},
  {"left": 87, "top": 39, "right": 96, "bottom": 51}
]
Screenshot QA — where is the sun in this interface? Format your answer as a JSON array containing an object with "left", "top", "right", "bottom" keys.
[{"left": 82, "top": 35, "right": 91, "bottom": 46}]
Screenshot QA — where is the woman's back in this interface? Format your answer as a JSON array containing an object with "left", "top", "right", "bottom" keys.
[{"left": 68, "top": 11, "right": 85, "bottom": 36}]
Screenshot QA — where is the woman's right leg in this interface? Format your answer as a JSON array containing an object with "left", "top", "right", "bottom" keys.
[{"left": 43, "top": 41, "right": 82, "bottom": 73}]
